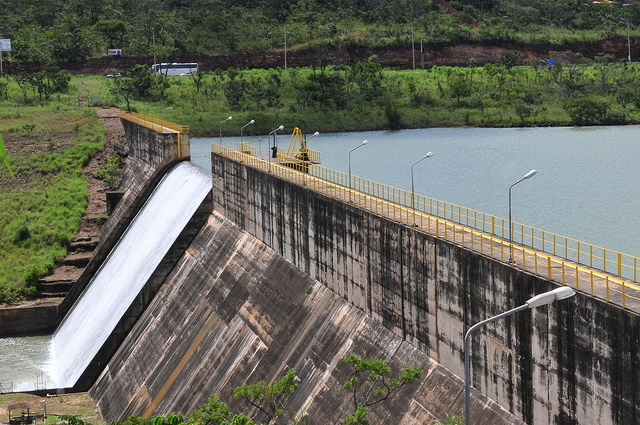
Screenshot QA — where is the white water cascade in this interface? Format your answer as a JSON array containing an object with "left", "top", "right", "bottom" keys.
[{"left": 0, "top": 161, "right": 211, "bottom": 390}]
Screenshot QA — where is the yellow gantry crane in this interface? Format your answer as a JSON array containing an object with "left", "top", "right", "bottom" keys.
[{"left": 282, "top": 127, "right": 321, "bottom": 173}]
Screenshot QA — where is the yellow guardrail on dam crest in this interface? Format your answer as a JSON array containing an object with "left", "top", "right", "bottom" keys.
[
  {"left": 118, "top": 112, "right": 189, "bottom": 158},
  {"left": 213, "top": 143, "right": 640, "bottom": 310}
]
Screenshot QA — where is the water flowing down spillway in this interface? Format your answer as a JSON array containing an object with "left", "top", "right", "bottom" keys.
[{"left": 0, "top": 162, "right": 211, "bottom": 391}]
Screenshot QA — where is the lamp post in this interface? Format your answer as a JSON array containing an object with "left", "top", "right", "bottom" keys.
[
  {"left": 627, "top": 19, "right": 632, "bottom": 62},
  {"left": 219, "top": 116, "right": 232, "bottom": 145},
  {"left": 241, "top": 119, "right": 255, "bottom": 143},
  {"left": 464, "top": 286, "right": 575, "bottom": 425},
  {"left": 269, "top": 125, "right": 284, "bottom": 158},
  {"left": 508, "top": 169, "right": 537, "bottom": 263},
  {"left": 348, "top": 140, "right": 369, "bottom": 190},
  {"left": 410, "top": 152, "right": 434, "bottom": 210},
  {"left": 305, "top": 131, "right": 320, "bottom": 142}
]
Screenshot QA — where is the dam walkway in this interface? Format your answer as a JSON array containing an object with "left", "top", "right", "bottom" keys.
[{"left": 213, "top": 144, "right": 640, "bottom": 312}]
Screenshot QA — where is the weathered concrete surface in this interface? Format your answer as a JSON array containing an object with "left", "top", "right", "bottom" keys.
[
  {"left": 90, "top": 211, "right": 521, "bottom": 425},
  {"left": 120, "top": 119, "right": 190, "bottom": 170},
  {"left": 0, "top": 305, "right": 59, "bottom": 336},
  {"left": 209, "top": 153, "right": 640, "bottom": 425}
]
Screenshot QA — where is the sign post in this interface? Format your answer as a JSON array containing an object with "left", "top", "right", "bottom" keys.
[{"left": 0, "top": 39, "right": 11, "bottom": 74}]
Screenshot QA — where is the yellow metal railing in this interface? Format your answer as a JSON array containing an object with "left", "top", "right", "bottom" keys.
[
  {"left": 119, "top": 112, "right": 189, "bottom": 158},
  {"left": 275, "top": 151, "right": 639, "bottom": 283},
  {"left": 212, "top": 144, "right": 640, "bottom": 309},
  {"left": 239, "top": 142, "right": 257, "bottom": 156},
  {"left": 118, "top": 111, "right": 190, "bottom": 133}
]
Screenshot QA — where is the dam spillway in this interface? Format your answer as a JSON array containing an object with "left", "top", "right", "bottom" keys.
[{"left": 0, "top": 161, "right": 211, "bottom": 391}]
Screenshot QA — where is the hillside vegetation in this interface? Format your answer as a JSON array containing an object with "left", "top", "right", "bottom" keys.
[{"left": 0, "top": 0, "right": 638, "bottom": 65}]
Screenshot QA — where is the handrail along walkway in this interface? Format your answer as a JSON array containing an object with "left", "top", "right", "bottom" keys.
[
  {"left": 119, "top": 111, "right": 190, "bottom": 158},
  {"left": 213, "top": 144, "right": 640, "bottom": 310}
]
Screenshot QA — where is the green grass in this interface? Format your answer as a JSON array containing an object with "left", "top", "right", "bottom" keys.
[{"left": 0, "top": 102, "right": 103, "bottom": 303}]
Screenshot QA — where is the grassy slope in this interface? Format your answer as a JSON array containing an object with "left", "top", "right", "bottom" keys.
[{"left": 0, "top": 80, "right": 104, "bottom": 302}]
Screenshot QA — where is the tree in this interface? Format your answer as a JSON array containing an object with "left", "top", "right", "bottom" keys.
[
  {"left": 500, "top": 50, "right": 519, "bottom": 69},
  {"left": 563, "top": 97, "right": 608, "bottom": 125},
  {"left": 342, "top": 353, "right": 423, "bottom": 425},
  {"left": 188, "top": 394, "right": 231, "bottom": 425},
  {"left": 221, "top": 415, "right": 255, "bottom": 425},
  {"left": 94, "top": 19, "right": 127, "bottom": 48},
  {"left": 449, "top": 73, "right": 472, "bottom": 106},
  {"left": 515, "top": 104, "right": 533, "bottom": 125},
  {"left": 110, "top": 76, "right": 137, "bottom": 111},
  {"left": 233, "top": 369, "right": 299, "bottom": 425}
]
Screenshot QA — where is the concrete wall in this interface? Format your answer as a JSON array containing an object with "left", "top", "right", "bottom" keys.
[
  {"left": 0, "top": 305, "right": 58, "bottom": 336},
  {"left": 208, "top": 153, "right": 640, "bottom": 425},
  {"left": 121, "top": 119, "right": 190, "bottom": 170},
  {"left": 90, "top": 211, "right": 521, "bottom": 425}
]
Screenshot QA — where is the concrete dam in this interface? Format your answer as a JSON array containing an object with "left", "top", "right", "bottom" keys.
[{"left": 4, "top": 113, "right": 639, "bottom": 425}]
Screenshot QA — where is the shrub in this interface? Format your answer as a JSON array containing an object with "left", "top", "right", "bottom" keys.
[{"left": 12, "top": 224, "right": 31, "bottom": 245}]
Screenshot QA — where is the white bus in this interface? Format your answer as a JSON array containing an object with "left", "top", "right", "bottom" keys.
[{"left": 151, "top": 63, "right": 198, "bottom": 76}]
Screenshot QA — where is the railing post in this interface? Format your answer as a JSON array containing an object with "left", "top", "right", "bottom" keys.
[
  {"left": 547, "top": 257, "right": 552, "bottom": 280},
  {"left": 618, "top": 253, "right": 622, "bottom": 277}
]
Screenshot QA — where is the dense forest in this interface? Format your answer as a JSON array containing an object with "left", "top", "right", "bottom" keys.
[{"left": 0, "top": 0, "right": 639, "bottom": 65}]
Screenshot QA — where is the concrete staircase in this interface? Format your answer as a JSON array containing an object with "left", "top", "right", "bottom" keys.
[{"left": 38, "top": 233, "right": 99, "bottom": 298}]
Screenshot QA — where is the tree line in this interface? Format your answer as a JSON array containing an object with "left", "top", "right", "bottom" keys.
[{"left": 0, "top": 0, "right": 638, "bottom": 67}]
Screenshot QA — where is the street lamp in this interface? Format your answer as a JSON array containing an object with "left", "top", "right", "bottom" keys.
[
  {"left": 269, "top": 125, "right": 284, "bottom": 158},
  {"left": 464, "top": 286, "right": 575, "bottom": 425},
  {"left": 627, "top": 19, "right": 632, "bottom": 62},
  {"left": 410, "top": 152, "right": 434, "bottom": 210},
  {"left": 305, "top": 131, "right": 320, "bottom": 142},
  {"left": 348, "top": 140, "right": 369, "bottom": 190},
  {"left": 508, "top": 169, "right": 537, "bottom": 263},
  {"left": 241, "top": 119, "right": 255, "bottom": 143},
  {"left": 219, "top": 116, "right": 232, "bottom": 145}
]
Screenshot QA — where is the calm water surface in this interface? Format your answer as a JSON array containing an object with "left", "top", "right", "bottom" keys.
[{"left": 196, "top": 125, "right": 640, "bottom": 258}]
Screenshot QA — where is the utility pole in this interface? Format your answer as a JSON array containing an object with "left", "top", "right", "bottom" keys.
[
  {"left": 284, "top": 25, "right": 288, "bottom": 70},
  {"left": 152, "top": 26, "right": 156, "bottom": 65},
  {"left": 411, "top": 23, "right": 415, "bottom": 70}
]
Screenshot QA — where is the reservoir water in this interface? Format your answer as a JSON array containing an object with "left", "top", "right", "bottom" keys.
[{"left": 193, "top": 125, "right": 640, "bottom": 258}]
